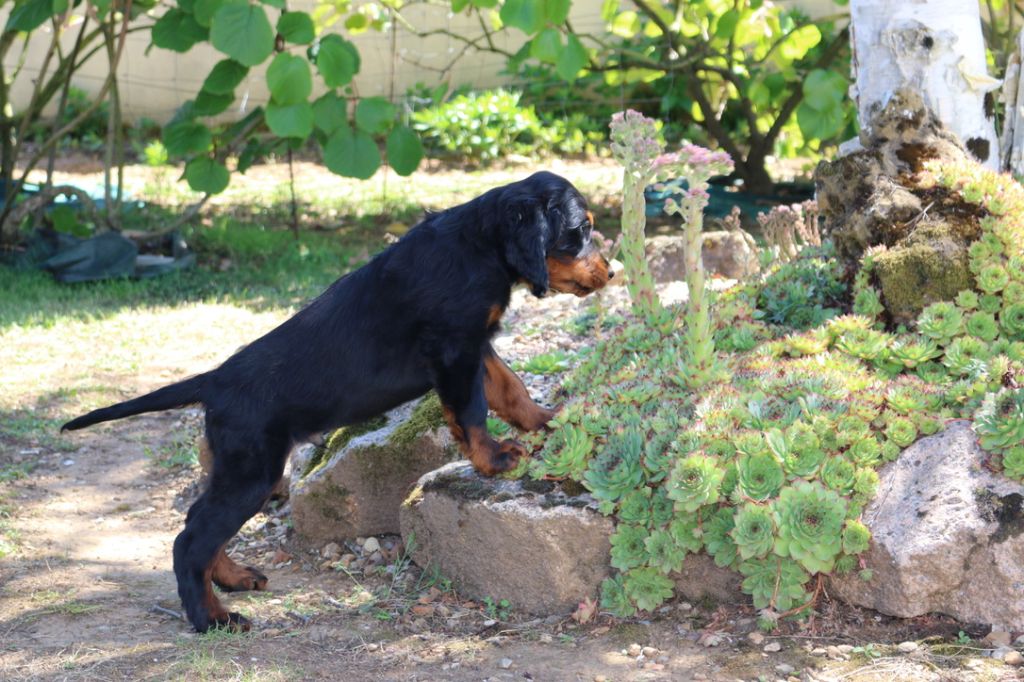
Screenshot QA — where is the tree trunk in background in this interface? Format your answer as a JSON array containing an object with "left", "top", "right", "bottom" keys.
[{"left": 849, "top": 0, "right": 999, "bottom": 168}]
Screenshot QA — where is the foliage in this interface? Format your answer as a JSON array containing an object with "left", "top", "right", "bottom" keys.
[
  {"left": 427, "top": 0, "right": 853, "bottom": 192},
  {"left": 755, "top": 247, "right": 845, "bottom": 329},
  {"left": 411, "top": 89, "right": 601, "bottom": 163},
  {"left": 504, "top": 143, "right": 1024, "bottom": 623}
]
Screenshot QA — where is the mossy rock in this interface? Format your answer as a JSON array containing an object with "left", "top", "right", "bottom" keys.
[
  {"left": 290, "top": 393, "right": 457, "bottom": 544},
  {"left": 873, "top": 221, "right": 974, "bottom": 324}
]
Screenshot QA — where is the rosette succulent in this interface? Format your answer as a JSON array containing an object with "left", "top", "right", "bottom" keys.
[
  {"left": 966, "top": 311, "right": 1000, "bottom": 342},
  {"left": 703, "top": 506, "right": 738, "bottom": 568},
  {"left": 918, "top": 302, "right": 963, "bottom": 343},
  {"left": 644, "top": 528, "right": 687, "bottom": 573},
  {"left": 739, "top": 556, "right": 811, "bottom": 611},
  {"left": 539, "top": 424, "right": 593, "bottom": 479},
  {"left": 610, "top": 524, "right": 648, "bottom": 570},
  {"left": 978, "top": 263, "right": 1010, "bottom": 294},
  {"left": 973, "top": 388, "right": 1024, "bottom": 453},
  {"left": 1003, "top": 446, "right": 1024, "bottom": 481},
  {"left": 842, "top": 519, "right": 871, "bottom": 555},
  {"left": 668, "top": 453, "right": 724, "bottom": 511},
  {"left": 623, "top": 567, "right": 675, "bottom": 611},
  {"left": 617, "top": 488, "right": 652, "bottom": 525},
  {"left": 847, "top": 436, "right": 882, "bottom": 466},
  {"left": 943, "top": 336, "right": 990, "bottom": 375},
  {"left": 885, "top": 416, "right": 918, "bottom": 448},
  {"left": 737, "top": 452, "right": 785, "bottom": 501},
  {"left": 1001, "top": 303, "right": 1024, "bottom": 340},
  {"left": 600, "top": 575, "right": 636, "bottom": 617},
  {"left": 834, "top": 327, "right": 890, "bottom": 361},
  {"left": 731, "top": 503, "right": 776, "bottom": 560},
  {"left": 773, "top": 481, "right": 847, "bottom": 574},
  {"left": 584, "top": 429, "right": 645, "bottom": 511},
  {"left": 956, "top": 290, "right": 980, "bottom": 309},
  {"left": 890, "top": 338, "right": 941, "bottom": 368}
]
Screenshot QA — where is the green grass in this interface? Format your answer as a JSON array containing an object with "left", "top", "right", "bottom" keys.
[{"left": 0, "top": 216, "right": 387, "bottom": 331}]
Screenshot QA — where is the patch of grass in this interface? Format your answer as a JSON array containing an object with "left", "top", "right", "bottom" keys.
[
  {"left": 30, "top": 589, "right": 102, "bottom": 616},
  {"left": 513, "top": 350, "right": 573, "bottom": 375},
  {"left": 144, "top": 427, "right": 201, "bottom": 470}
]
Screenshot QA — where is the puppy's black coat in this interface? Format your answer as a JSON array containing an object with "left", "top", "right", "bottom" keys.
[{"left": 62, "top": 171, "right": 611, "bottom": 633}]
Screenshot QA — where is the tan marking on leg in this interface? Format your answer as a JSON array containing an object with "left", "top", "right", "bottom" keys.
[{"left": 483, "top": 353, "right": 555, "bottom": 431}]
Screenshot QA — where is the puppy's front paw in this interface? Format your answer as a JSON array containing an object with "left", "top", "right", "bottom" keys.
[{"left": 493, "top": 439, "right": 529, "bottom": 472}]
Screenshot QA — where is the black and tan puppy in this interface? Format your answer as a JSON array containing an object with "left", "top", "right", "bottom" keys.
[{"left": 62, "top": 171, "right": 613, "bottom": 633}]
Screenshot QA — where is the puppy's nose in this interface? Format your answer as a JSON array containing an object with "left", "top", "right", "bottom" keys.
[{"left": 607, "top": 259, "right": 624, "bottom": 280}]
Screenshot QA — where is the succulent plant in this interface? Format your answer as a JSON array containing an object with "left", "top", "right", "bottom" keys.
[
  {"left": 978, "top": 263, "right": 1010, "bottom": 294},
  {"left": 617, "top": 488, "right": 652, "bottom": 526},
  {"left": 980, "top": 294, "right": 1003, "bottom": 314},
  {"left": 584, "top": 429, "right": 645, "bottom": 511},
  {"left": 737, "top": 452, "right": 785, "bottom": 501},
  {"left": 1003, "top": 445, "right": 1024, "bottom": 481},
  {"left": 1005, "top": 281, "right": 1024, "bottom": 304},
  {"left": 847, "top": 436, "right": 882, "bottom": 466},
  {"left": 610, "top": 524, "right": 649, "bottom": 570},
  {"left": 650, "top": 488, "right": 674, "bottom": 527},
  {"left": 842, "top": 519, "right": 871, "bottom": 555},
  {"left": 739, "top": 556, "right": 811, "bottom": 611},
  {"left": 834, "top": 327, "right": 891, "bottom": 362},
  {"left": 884, "top": 415, "right": 918, "bottom": 448},
  {"left": 956, "top": 290, "right": 980, "bottom": 310},
  {"left": 973, "top": 388, "right": 1024, "bottom": 453},
  {"left": 600, "top": 575, "right": 637, "bottom": 617},
  {"left": 943, "top": 336, "right": 990, "bottom": 376},
  {"left": 890, "top": 338, "right": 941, "bottom": 369},
  {"left": 918, "top": 302, "right": 963, "bottom": 343},
  {"left": 1001, "top": 303, "right": 1024, "bottom": 340},
  {"left": 623, "top": 567, "right": 675, "bottom": 612},
  {"left": 669, "top": 514, "right": 704, "bottom": 554},
  {"left": 644, "top": 528, "right": 688, "bottom": 573},
  {"left": 668, "top": 453, "right": 724, "bottom": 511},
  {"left": 773, "top": 480, "right": 847, "bottom": 574},
  {"left": 915, "top": 361, "right": 950, "bottom": 384},
  {"left": 731, "top": 503, "right": 776, "bottom": 560},
  {"left": 703, "top": 506, "right": 739, "bottom": 568},
  {"left": 966, "top": 311, "right": 1000, "bottom": 342},
  {"left": 538, "top": 424, "right": 594, "bottom": 479}
]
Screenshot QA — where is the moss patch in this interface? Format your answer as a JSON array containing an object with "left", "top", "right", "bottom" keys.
[
  {"left": 390, "top": 392, "right": 445, "bottom": 447},
  {"left": 304, "top": 415, "right": 389, "bottom": 478}
]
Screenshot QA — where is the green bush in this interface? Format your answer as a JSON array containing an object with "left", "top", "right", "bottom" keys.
[
  {"left": 755, "top": 246, "right": 846, "bottom": 329},
  {"left": 410, "top": 89, "right": 601, "bottom": 163}
]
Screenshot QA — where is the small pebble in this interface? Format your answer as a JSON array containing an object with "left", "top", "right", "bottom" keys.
[
  {"left": 748, "top": 632, "right": 765, "bottom": 646},
  {"left": 593, "top": 676, "right": 608, "bottom": 682},
  {"left": 677, "top": 602, "right": 693, "bottom": 612},
  {"left": 362, "top": 537, "right": 381, "bottom": 554},
  {"left": 539, "top": 634, "right": 553, "bottom": 644},
  {"left": 811, "top": 647, "right": 827, "bottom": 657},
  {"left": 483, "top": 619, "right": 497, "bottom": 627},
  {"left": 836, "top": 644, "right": 854, "bottom": 654},
  {"left": 775, "top": 663, "right": 795, "bottom": 675},
  {"left": 991, "top": 646, "right": 1014, "bottom": 661},
  {"left": 641, "top": 646, "right": 659, "bottom": 658},
  {"left": 322, "top": 542, "right": 341, "bottom": 559},
  {"left": 897, "top": 641, "right": 919, "bottom": 653},
  {"left": 498, "top": 658, "right": 513, "bottom": 670},
  {"left": 627, "top": 643, "right": 643, "bottom": 657},
  {"left": 763, "top": 641, "right": 782, "bottom": 653},
  {"left": 1004, "top": 650, "right": 1023, "bottom": 666}
]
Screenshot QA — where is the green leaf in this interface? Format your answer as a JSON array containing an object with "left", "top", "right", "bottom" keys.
[
  {"left": 345, "top": 13, "right": 369, "bottom": 32},
  {"left": 530, "top": 28, "right": 562, "bottom": 64},
  {"left": 556, "top": 34, "right": 587, "bottom": 81},
  {"left": 472, "top": 0, "right": 498, "bottom": 6},
  {"left": 316, "top": 34, "right": 360, "bottom": 88},
  {"left": 802, "top": 69, "right": 846, "bottom": 111},
  {"left": 6, "top": 0, "right": 66, "bottom": 32},
  {"left": 545, "top": 0, "right": 570, "bottom": 24},
  {"left": 49, "top": 205, "right": 87, "bottom": 237},
  {"left": 500, "top": 0, "right": 544, "bottom": 35},
  {"left": 151, "top": 9, "right": 208, "bottom": 53},
  {"left": 266, "top": 53, "right": 312, "bottom": 105},
  {"left": 277, "top": 11, "right": 314, "bottom": 44},
  {"left": 451, "top": 0, "right": 469, "bottom": 11},
  {"left": 796, "top": 100, "right": 845, "bottom": 140},
  {"left": 714, "top": 9, "right": 739, "bottom": 39},
  {"left": 202, "top": 60, "right": 248, "bottom": 95},
  {"left": 259, "top": 0, "right": 284, "bottom": 7},
  {"left": 265, "top": 101, "right": 313, "bottom": 139},
  {"left": 210, "top": 2, "right": 274, "bottom": 67},
  {"left": 386, "top": 125, "right": 423, "bottom": 176},
  {"left": 354, "top": 97, "right": 395, "bottom": 134},
  {"left": 312, "top": 92, "right": 349, "bottom": 134},
  {"left": 163, "top": 120, "right": 212, "bottom": 156},
  {"left": 184, "top": 157, "right": 230, "bottom": 194},
  {"left": 778, "top": 24, "right": 822, "bottom": 61},
  {"left": 193, "top": 0, "right": 230, "bottom": 28},
  {"left": 193, "top": 90, "right": 234, "bottom": 116},
  {"left": 610, "top": 10, "right": 639, "bottom": 38},
  {"left": 324, "top": 128, "right": 380, "bottom": 179}
]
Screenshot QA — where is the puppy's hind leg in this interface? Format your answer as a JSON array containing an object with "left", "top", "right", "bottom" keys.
[{"left": 174, "top": 437, "right": 287, "bottom": 632}]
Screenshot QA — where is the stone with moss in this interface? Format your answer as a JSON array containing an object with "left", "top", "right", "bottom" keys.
[{"left": 290, "top": 393, "right": 457, "bottom": 545}]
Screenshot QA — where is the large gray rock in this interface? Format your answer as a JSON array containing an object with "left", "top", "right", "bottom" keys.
[
  {"left": 400, "top": 462, "right": 614, "bottom": 614},
  {"left": 829, "top": 422, "right": 1024, "bottom": 630},
  {"left": 290, "top": 394, "right": 458, "bottom": 544},
  {"left": 646, "top": 231, "right": 759, "bottom": 282}
]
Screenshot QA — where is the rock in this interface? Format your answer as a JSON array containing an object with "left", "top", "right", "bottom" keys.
[
  {"left": 291, "top": 394, "right": 458, "bottom": 544},
  {"left": 646, "top": 232, "right": 759, "bottom": 283},
  {"left": 776, "top": 663, "right": 795, "bottom": 675},
  {"left": 641, "top": 646, "right": 659, "bottom": 658},
  {"left": 400, "top": 462, "right": 614, "bottom": 615},
  {"left": 627, "top": 644, "right": 643, "bottom": 657},
  {"left": 362, "top": 537, "right": 381, "bottom": 554},
  {"left": 764, "top": 641, "right": 782, "bottom": 653},
  {"left": 992, "top": 647, "right": 1014, "bottom": 661},
  {"left": 673, "top": 553, "right": 744, "bottom": 605},
  {"left": 1004, "top": 650, "right": 1023, "bottom": 666},
  {"left": 986, "top": 630, "right": 1012, "bottom": 648},
  {"left": 498, "top": 658, "right": 513, "bottom": 670},
  {"left": 897, "top": 641, "right": 919, "bottom": 653},
  {"left": 814, "top": 90, "right": 980, "bottom": 323},
  {"left": 322, "top": 542, "right": 342, "bottom": 559},
  {"left": 829, "top": 422, "right": 1024, "bottom": 630},
  {"left": 747, "top": 632, "right": 765, "bottom": 645}
]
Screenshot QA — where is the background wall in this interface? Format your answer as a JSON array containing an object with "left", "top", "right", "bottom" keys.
[{"left": 2, "top": 0, "right": 841, "bottom": 122}]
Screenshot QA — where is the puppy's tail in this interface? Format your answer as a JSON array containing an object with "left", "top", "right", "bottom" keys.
[{"left": 61, "top": 374, "right": 206, "bottom": 431}]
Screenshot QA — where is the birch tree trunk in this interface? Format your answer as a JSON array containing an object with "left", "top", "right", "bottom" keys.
[{"left": 849, "top": 0, "right": 1000, "bottom": 168}]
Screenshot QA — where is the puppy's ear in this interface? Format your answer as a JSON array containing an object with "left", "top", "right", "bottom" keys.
[{"left": 502, "top": 200, "right": 549, "bottom": 297}]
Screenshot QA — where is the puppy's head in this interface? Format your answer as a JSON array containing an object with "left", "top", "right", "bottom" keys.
[{"left": 497, "top": 171, "right": 613, "bottom": 298}]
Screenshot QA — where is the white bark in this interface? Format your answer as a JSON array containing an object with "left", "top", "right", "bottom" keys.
[
  {"left": 999, "top": 31, "right": 1024, "bottom": 175},
  {"left": 850, "top": 0, "right": 1000, "bottom": 168}
]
